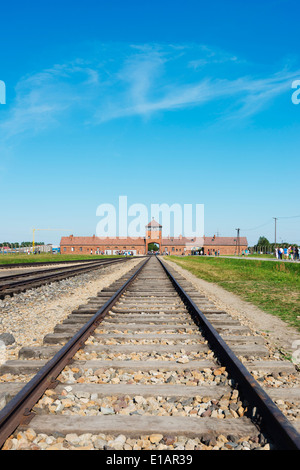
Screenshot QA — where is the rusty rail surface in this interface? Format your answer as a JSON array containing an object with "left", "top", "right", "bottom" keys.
[
  {"left": 158, "top": 257, "right": 300, "bottom": 451},
  {"left": 0, "top": 256, "right": 150, "bottom": 448},
  {"left": 0, "top": 259, "right": 113, "bottom": 270},
  {"left": 1, "top": 254, "right": 299, "bottom": 450},
  {"left": 0, "top": 257, "right": 135, "bottom": 298}
]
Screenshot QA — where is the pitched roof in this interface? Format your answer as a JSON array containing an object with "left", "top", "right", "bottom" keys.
[
  {"left": 162, "top": 236, "right": 248, "bottom": 246},
  {"left": 162, "top": 237, "right": 198, "bottom": 246},
  {"left": 60, "top": 236, "right": 145, "bottom": 246},
  {"left": 60, "top": 234, "right": 248, "bottom": 248},
  {"left": 203, "top": 236, "right": 248, "bottom": 246},
  {"left": 146, "top": 219, "right": 162, "bottom": 228}
]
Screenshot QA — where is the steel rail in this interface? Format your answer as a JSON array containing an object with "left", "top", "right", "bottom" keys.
[
  {"left": 0, "top": 258, "right": 129, "bottom": 284},
  {"left": 0, "top": 256, "right": 150, "bottom": 449},
  {"left": 158, "top": 257, "right": 300, "bottom": 451},
  {"left": 0, "top": 258, "right": 133, "bottom": 297},
  {"left": 0, "top": 258, "right": 114, "bottom": 270}
]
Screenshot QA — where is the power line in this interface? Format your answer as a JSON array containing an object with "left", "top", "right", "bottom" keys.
[
  {"left": 277, "top": 215, "right": 300, "bottom": 219},
  {"left": 240, "top": 220, "right": 273, "bottom": 231},
  {"left": 240, "top": 214, "right": 300, "bottom": 232}
]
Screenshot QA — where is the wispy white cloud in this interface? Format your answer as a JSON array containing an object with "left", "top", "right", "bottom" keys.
[
  {"left": 0, "top": 43, "right": 298, "bottom": 140},
  {"left": 187, "top": 44, "right": 241, "bottom": 69},
  {"left": 96, "top": 68, "right": 299, "bottom": 123},
  {"left": 0, "top": 60, "right": 101, "bottom": 139}
]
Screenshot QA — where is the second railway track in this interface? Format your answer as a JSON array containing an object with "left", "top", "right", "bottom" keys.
[
  {"left": 0, "top": 256, "right": 299, "bottom": 450},
  {"left": 0, "top": 257, "right": 133, "bottom": 299}
]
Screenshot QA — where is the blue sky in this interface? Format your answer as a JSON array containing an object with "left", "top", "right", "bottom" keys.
[{"left": 0, "top": 0, "right": 299, "bottom": 246}]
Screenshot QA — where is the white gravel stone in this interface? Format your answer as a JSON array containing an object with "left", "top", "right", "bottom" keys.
[{"left": 0, "top": 259, "right": 141, "bottom": 360}]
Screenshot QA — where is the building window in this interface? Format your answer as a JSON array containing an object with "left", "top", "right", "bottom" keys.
[
  {"left": 79, "top": 247, "right": 82, "bottom": 252},
  {"left": 63, "top": 247, "right": 66, "bottom": 252},
  {"left": 71, "top": 247, "right": 74, "bottom": 252}
]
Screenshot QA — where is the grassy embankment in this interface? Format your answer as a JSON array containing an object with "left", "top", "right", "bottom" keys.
[
  {"left": 223, "top": 254, "right": 275, "bottom": 258},
  {"left": 166, "top": 256, "right": 300, "bottom": 332},
  {"left": 0, "top": 253, "right": 123, "bottom": 265}
]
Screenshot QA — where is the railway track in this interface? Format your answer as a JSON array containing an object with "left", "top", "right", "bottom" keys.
[
  {"left": 0, "top": 255, "right": 299, "bottom": 450},
  {"left": 0, "top": 259, "right": 108, "bottom": 270},
  {"left": 0, "top": 257, "right": 133, "bottom": 299}
]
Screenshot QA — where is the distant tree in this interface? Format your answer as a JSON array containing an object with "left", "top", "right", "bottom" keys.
[
  {"left": 10, "top": 242, "right": 20, "bottom": 249},
  {"left": 19, "top": 241, "right": 44, "bottom": 247},
  {"left": 256, "top": 236, "right": 270, "bottom": 247},
  {"left": 21, "top": 242, "right": 32, "bottom": 247},
  {"left": 148, "top": 243, "right": 159, "bottom": 251}
]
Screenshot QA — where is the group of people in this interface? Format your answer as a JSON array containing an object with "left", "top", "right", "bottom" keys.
[
  {"left": 275, "top": 246, "right": 300, "bottom": 260},
  {"left": 207, "top": 249, "right": 220, "bottom": 256}
]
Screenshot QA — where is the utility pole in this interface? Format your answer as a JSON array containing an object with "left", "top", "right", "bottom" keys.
[
  {"left": 235, "top": 228, "right": 240, "bottom": 256},
  {"left": 273, "top": 218, "right": 277, "bottom": 248}
]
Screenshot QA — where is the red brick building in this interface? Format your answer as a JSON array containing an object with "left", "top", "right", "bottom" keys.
[{"left": 60, "top": 219, "right": 248, "bottom": 256}]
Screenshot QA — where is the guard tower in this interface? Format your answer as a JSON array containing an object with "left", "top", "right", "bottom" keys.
[{"left": 145, "top": 218, "right": 162, "bottom": 253}]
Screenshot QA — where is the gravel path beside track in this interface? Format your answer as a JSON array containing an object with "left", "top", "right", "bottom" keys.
[
  {"left": 162, "top": 257, "right": 300, "bottom": 359},
  {"left": 1, "top": 256, "right": 299, "bottom": 451},
  {"left": 0, "top": 258, "right": 141, "bottom": 361}
]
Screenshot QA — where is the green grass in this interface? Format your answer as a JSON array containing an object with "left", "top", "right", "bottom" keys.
[
  {"left": 0, "top": 253, "right": 123, "bottom": 265},
  {"left": 166, "top": 256, "right": 300, "bottom": 332},
  {"left": 223, "top": 253, "right": 275, "bottom": 258}
]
